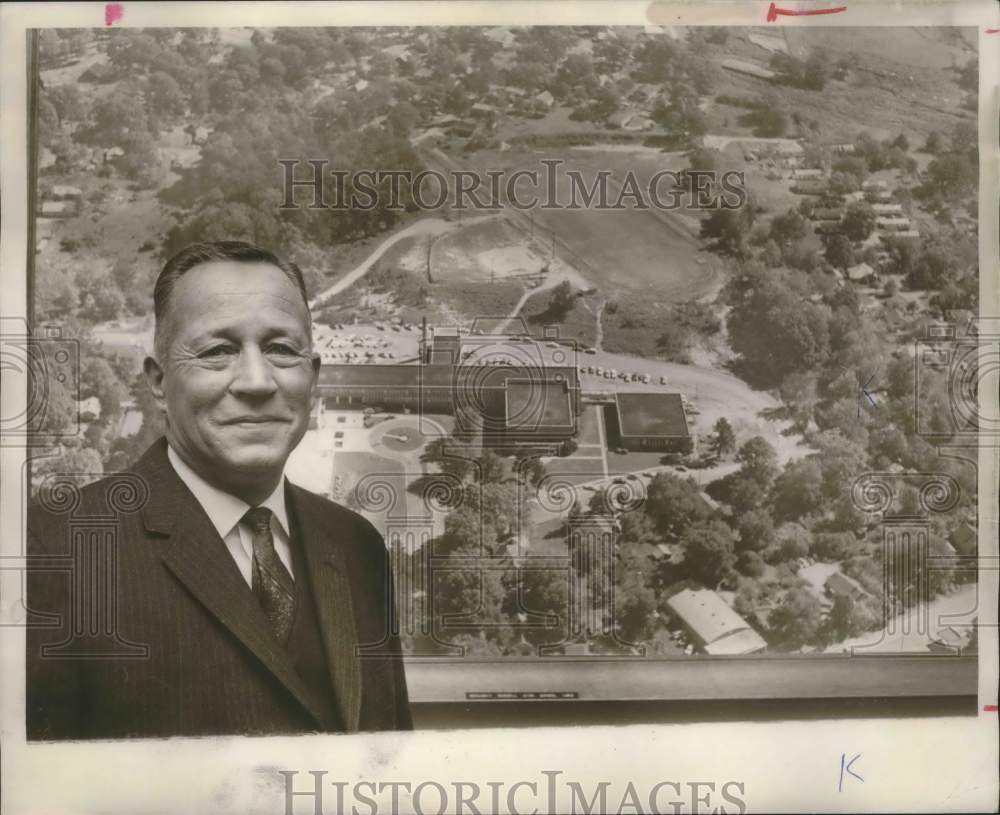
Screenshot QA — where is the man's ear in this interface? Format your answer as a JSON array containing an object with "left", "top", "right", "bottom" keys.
[{"left": 142, "top": 355, "right": 167, "bottom": 412}]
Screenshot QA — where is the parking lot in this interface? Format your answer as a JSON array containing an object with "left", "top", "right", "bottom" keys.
[{"left": 313, "top": 320, "right": 422, "bottom": 365}]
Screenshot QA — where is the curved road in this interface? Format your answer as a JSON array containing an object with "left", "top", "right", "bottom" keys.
[{"left": 310, "top": 213, "right": 501, "bottom": 310}]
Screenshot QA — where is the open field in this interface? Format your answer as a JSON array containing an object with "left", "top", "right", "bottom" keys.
[
  {"left": 516, "top": 289, "right": 601, "bottom": 348},
  {"left": 454, "top": 146, "right": 716, "bottom": 302},
  {"left": 704, "top": 27, "right": 974, "bottom": 148},
  {"left": 429, "top": 216, "right": 536, "bottom": 283}
]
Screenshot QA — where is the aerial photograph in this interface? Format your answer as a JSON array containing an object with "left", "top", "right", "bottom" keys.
[{"left": 31, "top": 25, "right": 980, "bottom": 667}]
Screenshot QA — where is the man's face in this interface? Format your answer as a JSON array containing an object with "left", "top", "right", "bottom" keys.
[{"left": 145, "top": 260, "right": 319, "bottom": 497}]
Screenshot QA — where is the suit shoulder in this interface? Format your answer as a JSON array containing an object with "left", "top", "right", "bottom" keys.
[
  {"left": 289, "top": 485, "right": 385, "bottom": 547},
  {"left": 27, "top": 471, "right": 147, "bottom": 551}
]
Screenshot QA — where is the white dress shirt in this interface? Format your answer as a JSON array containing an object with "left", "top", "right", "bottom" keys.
[{"left": 166, "top": 445, "right": 295, "bottom": 587}]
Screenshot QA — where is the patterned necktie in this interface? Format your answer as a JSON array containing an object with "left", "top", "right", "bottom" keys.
[{"left": 243, "top": 507, "right": 296, "bottom": 645}]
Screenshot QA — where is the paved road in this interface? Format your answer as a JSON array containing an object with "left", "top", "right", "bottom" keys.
[{"left": 309, "top": 218, "right": 456, "bottom": 309}]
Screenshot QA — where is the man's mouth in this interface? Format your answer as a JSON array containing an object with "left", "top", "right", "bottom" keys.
[{"left": 222, "top": 416, "right": 291, "bottom": 425}]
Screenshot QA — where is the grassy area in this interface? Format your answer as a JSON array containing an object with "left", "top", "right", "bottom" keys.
[
  {"left": 701, "top": 28, "right": 973, "bottom": 148},
  {"left": 542, "top": 457, "right": 606, "bottom": 483},
  {"left": 516, "top": 288, "right": 601, "bottom": 348},
  {"left": 599, "top": 292, "right": 674, "bottom": 359},
  {"left": 461, "top": 148, "right": 715, "bottom": 302},
  {"left": 429, "top": 217, "right": 529, "bottom": 284},
  {"left": 576, "top": 405, "right": 602, "bottom": 446},
  {"left": 604, "top": 450, "right": 671, "bottom": 476},
  {"left": 433, "top": 281, "right": 524, "bottom": 325}
]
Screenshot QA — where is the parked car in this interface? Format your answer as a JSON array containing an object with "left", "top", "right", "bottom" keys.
[{"left": 659, "top": 376, "right": 668, "bottom": 385}]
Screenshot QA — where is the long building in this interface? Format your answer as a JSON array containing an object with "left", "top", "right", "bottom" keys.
[{"left": 318, "top": 362, "right": 579, "bottom": 446}]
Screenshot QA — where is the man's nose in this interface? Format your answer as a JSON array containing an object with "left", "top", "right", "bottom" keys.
[{"left": 229, "top": 347, "right": 278, "bottom": 397}]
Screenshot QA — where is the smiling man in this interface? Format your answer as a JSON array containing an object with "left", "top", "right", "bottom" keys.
[{"left": 27, "top": 241, "right": 411, "bottom": 739}]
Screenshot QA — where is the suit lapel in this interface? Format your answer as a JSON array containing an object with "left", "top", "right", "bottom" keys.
[
  {"left": 287, "top": 484, "right": 363, "bottom": 732},
  {"left": 134, "top": 440, "right": 330, "bottom": 728}
]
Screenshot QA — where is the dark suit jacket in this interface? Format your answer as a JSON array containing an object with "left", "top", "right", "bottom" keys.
[{"left": 26, "top": 438, "right": 411, "bottom": 740}]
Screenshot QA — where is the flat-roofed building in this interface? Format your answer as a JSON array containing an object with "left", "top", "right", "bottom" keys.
[
  {"left": 317, "top": 362, "right": 579, "bottom": 446},
  {"left": 606, "top": 392, "right": 691, "bottom": 453},
  {"left": 665, "top": 583, "right": 767, "bottom": 655}
]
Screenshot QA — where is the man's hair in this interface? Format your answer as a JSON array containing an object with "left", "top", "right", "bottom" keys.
[{"left": 153, "top": 241, "right": 311, "bottom": 357}]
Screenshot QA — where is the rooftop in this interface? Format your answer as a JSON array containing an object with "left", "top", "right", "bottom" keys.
[
  {"left": 505, "top": 380, "right": 574, "bottom": 432},
  {"left": 666, "top": 584, "right": 765, "bottom": 654},
  {"left": 318, "top": 363, "right": 579, "bottom": 394},
  {"left": 614, "top": 392, "right": 689, "bottom": 440}
]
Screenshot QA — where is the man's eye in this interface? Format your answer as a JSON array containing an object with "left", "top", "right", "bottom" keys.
[
  {"left": 265, "top": 343, "right": 302, "bottom": 357},
  {"left": 197, "top": 346, "right": 237, "bottom": 360}
]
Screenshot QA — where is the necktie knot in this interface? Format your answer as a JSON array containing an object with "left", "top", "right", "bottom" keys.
[{"left": 244, "top": 506, "right": 272, "bottom": 535}]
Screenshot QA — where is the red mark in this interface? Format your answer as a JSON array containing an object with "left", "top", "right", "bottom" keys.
[
  {"left": 104, "top": 3, "right": 124, "bottom": 26},
  {"left": 986, "top": 29, "right": 1000, "bottom": 34},
  {"left": 767, "top": 2, "right": 847, "bottom": 22},
  {"left": 985, "top": 704, "right": 999, "bottom": 712}
]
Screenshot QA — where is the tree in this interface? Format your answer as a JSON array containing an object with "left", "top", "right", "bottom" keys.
[
  {"left": 742, "top": 104, "right": 787, "bottom": 138},
  {"left": 32, "top": 444, "right": 104, "bottom": 485},
  {"left": 710, "top": 417, "right": 736, "bottom": 458},
  {"left": 908, "top": 245, "right": 958, "bottom": 291},
  {"left": 146, "top": 72, "right": 186, "bottom": 123},
  {"left": 547, "top": 280, "right": 576, "bottom": 320},
  {"left": 771, "top": 458, "right": 825, "bottom": 522},
  {"left": 818, "top": 593, "right": 879, "bottom": 646},
  {"left": 736, "top": 436, "right": 778, "bottom": 482},
  {"left": 823, "top": 233, "right": 854, "bottom": 271},
  {"left": 644, "top": 473, "right": 713, "bottom": 542},
  {"left": 802, "top": 52, "right": 829, "bottom": 91},
  {"left": 475, "top": 449, "right": 506, "bottom": 485},
  {"left": 841, "top": 202, "right": 876, "bottom": 244},
  {"left": 776, "top": 524, "right": 811, "bottom": 561},
  {"left": 78, "top": 269, "right": 125, "bottom": 323},
  {"left": 768, "top": 210, "right": 808, "bottom": 247},
  {"left": 679, "top": 520, "right": 737, "bottom": 589},
  {"left": 421, "top": 436, "right": 474, "bottom": 481},
  {"left": 655, "top": 323, "right": 692, "bottom": 363},
  {"left": 727, "top": 275, "right": 831, "bottom": 386},
  {"left": 80, "top": 357, "right": 128, "bottom": 425},
  {"left": 766, "top": 587, "right": 824, "bottom": 651},
  {"left": 521, "top": 456, "right": 547, "bottom": 490},
  {"left": 614, "top": 550, "right": 658, "bottom": 643},
  {"left": 736, "top": 509, "right": 774, "bottom": 553},
  {"left": 736, "top": 550, "right": 766, "bottom": 577},
  {"left": 923, "top": 131, "right": 943, "bottom": 154},
  {"left": 700, "top": 205, "right": 756, "bottom": 257}
]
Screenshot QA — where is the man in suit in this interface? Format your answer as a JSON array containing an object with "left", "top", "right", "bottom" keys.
[{"left": 27, "top": 241, "right": 411, "bottom": 739}]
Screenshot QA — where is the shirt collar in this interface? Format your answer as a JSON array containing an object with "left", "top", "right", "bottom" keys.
[{"left": 166, "top": 444, "right": 290, "bottom": 540}]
